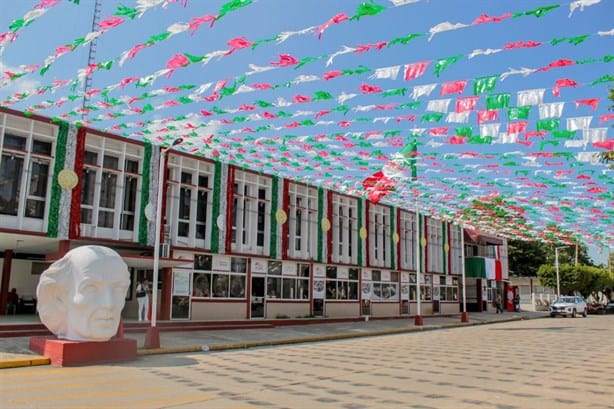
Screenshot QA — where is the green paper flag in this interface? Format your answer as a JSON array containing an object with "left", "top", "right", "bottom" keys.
[
  {"left": 522, "top": 5, "right": 560, "bottom": 18},
  {"left": 486, "top": 93, "right": 510, "bottom": 109},
  {"left": 351, "top": 1, "right": 387, "bottom": 21},
  {"left": 421, "top": 113, "right": 444, "bottom": 122},
  {"left": 507, "top": 106, "right": 530, "bottom": 120},
  {"left": 218, "top": 0, "right": 253, "bottom": 20},
  {"left": 473, "top": 76, "right": 497, "bottom": 95},
  {"left": 434, "top": 55, "right": 463, "bottom": 77},
  {"left": 536, "top": 119, "right": 560, "bottom": 131},
  {"left": 591, "top": 74, "right": 614, "bottom": 85},
  {"left": 114, "top": 5, "right": 139, "bottom": 20},
  {"left": 387, "top": 33, "right": 425, "bottom": 46}
]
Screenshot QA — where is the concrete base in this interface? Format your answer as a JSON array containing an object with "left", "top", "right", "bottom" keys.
[
  {"left": 460, "top": 312, "right": 469, "bottom": 322},
  {"left": 29, "top": 336, "right": 137, "bottom": 367},
  {"left": 144, "top": 326, "right": 160, "bottom": 349},
  {"left": 414, "top": 315, "right": 424, "bottom": 326}
]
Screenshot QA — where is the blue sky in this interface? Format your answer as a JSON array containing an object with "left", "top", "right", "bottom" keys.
[{"left": 0, "top": 0, "right": 612, "bottom": 264}]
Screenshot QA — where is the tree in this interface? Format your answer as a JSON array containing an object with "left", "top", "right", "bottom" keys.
[
  {"left": 537, "top": 263, "right": 614, "bottom": 297},
  {"left": 508, "top": 239, "right": 548, "bottom": 276}
]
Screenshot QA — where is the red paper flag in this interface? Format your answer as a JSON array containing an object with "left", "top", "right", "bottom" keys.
[
  {"left": 456, "top": 96, "right": 479, "bottom": 113},
  {"left": 440, "top": 80, "right": 467, "bottom": 96},
  {"left": 575, "top": 98, "right": 600, "bottom": 111},
  {"left": 404, "top": 61, "right": 429, "bottom": 81},
  {"left": 552, "top": 78, "right": 577, "bottom": 97}
]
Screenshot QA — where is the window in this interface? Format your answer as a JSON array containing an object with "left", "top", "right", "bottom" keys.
[
  {"left": 120, "top": 158, "right": 139, "bottom": 230},
  {"left": 0, "top": 132, "right": 52, "bottom": 219},
  {"left": 287, "top": 183, "right": 318, "bottom": 260},
  {"left": 331, "top": 194, "right": 358, "bottom": 264},
  {"left": 409, "top": 273, "right": 432, "bottom": 301},
  {"left": 371, "top": 270, "right": 399, "bottom": 301},
  {"left": 368, "top": 204, "right": 392, "bottom": 267},
  {"left": 192, "top": 256, "right": 246, "bottom": 299},
  {"left": 449, "top": 224, "right": 463, "bottom": 275},
  {"left": 79, "top": 136, "right": 143, "bottom": 233},
  {"left": 167, "top": 156, "right": 214, "bottom": 247},
  {"left": 426, "top": 217, "right": 444, "bottom": 273},
  {"left": 439, "top": 275, "right": 459, "bottom": 301},
  {"left": 231, "top": 170, "right": 271, "bottom": 254},
  {"left": 325, "top": 266, "right": 359, "bottom": 300},
  {"left": 399, "top": 211, "right": 417, "bottom": 271}
]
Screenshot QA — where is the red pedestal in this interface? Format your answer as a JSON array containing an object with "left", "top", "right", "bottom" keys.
[
  {"left": 414, "top": 315, "right": 424, "bottom": 326},
  {"left": 144, "top": 326, "right": 160, "bottom": 349},
  {"left": 29, "top": 336, "right": 137, "bottom": 367},
  {"left": 460, "top": 312, "right": 469, "bottom": 322}
]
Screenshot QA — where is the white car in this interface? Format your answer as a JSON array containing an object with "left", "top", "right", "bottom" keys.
[{"left": 549, "top": 296, "right": 588, "bottom": 318}]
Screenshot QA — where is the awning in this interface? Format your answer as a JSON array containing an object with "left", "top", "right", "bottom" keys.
[{"left": 463, "top": 228, "right": 503, "bottom": 245}]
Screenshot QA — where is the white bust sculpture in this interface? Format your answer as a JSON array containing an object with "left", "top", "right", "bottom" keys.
[{"left": 37, "top": 245, "right": 130, "bottom": 341}]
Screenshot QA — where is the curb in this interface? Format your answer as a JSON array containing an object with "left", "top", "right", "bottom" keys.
[{"left": 0, "top": 356, "right": 50, "bottom": 369}]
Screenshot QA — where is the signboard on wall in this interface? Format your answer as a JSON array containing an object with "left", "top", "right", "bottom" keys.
[
  {"left": 251, "top": 258, "right": 267, "bottom": 273},
  {"left": 313, "top": 264, "right": 326, "bottom": 278},
  {"left": 212, "top": 255, "right": 230, "bottom": 271},
  {"left": 173, "top": 270, "right": 191, "bottom": 296},
  {"left": 313, "top": 279, "right": 325, "bottom": 299}
]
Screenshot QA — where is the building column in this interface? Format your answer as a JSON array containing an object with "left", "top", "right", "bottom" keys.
[
  {"left": 160, "top": 268, "right": 172, "bottom": 320},
  {"left": 0, "top": 250, "right": 14, "bottom": 315}
]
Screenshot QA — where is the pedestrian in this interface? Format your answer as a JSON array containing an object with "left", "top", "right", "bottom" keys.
[
  {"left": 496, "top": 293, "right": 503, "bottom": 314},
  {"left": 136, "top": 278, "right": 150, "bottom": 322},
  {"left": 7, "top": 288, "right": 19, "bottom": 315}
]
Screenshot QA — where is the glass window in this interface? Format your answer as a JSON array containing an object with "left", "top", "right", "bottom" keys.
[
  {"left": 192, "top": 256, "right": 246, "bottom": 299},
  {"left": 325, "top": 266, "right": 359, "bottom": 300},
  {"left": 371, "top": 270, "right": 399, "bottom": 301},
  {"left": 331, "top": 194, "right": 358, "bottom": 264}
]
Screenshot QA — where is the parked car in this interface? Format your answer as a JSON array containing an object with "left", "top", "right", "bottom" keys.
[
  {"left": 605, "top": 301, "right": 614, "bottom": 315},
  {"left": 549, "top": 296, "right": 587, "bottom": 318},
  {"left": 587, "top": 302, "right": 606, "bottom": 315}
]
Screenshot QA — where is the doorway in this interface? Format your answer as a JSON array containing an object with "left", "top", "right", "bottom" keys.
[{"left": 250, "top": 276, "right": 265, "bottom": 319}]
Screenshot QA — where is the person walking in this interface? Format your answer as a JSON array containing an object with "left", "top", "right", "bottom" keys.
[
  {"left": 136, "top": 278, "right": 150, "bottom": 321},
  {"left": 496, "top": 293, "right": 503, "bottom": 314}
]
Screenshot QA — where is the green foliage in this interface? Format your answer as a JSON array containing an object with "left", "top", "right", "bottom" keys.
[
  {"left": 537, "top": 263, "right": 614, "bottom": 296},
  {"left": 508, "top": 240, "right": 548, "bottom": 276}
]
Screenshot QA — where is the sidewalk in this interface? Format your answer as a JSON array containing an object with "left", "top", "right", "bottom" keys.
[{"left": 0, "top": 311, "right": 547, "bottom": 369}]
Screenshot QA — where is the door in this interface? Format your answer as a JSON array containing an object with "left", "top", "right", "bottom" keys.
[
  {"left": 171, "top": 270, "right": 191, "bottom": 320},
  {"left": 250, "top": 276, "right": 265, "bottom": 319}
]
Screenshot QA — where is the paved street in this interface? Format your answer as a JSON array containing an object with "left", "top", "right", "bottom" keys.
[{"left": 1, "top": 315, "right": 613, "bottom": 409}]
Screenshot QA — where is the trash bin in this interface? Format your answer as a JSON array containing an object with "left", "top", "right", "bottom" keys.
[{"left": 514, "top": 295, "right": 520, "bottom": 312}]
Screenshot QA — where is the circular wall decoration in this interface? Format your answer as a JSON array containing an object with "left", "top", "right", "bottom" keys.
[
  {"left": 392, "top": 232, "right": 400, "bottom": 244},
  {"left": 217, "top": 215, "right": 226, "bottom": 231},
  {"left": 57, "top": 169, "right": 78, "bottom": 190},
  {"left": 275, "top": 209, "right": 287, "bottom": 224},
  {"left": 321, "top": 217, "right": 331, "bottom": 232},
  {"left": 359, "top": 227, "right": 367, "bottom": 240},
  {"left": 444, "top": 243, "right": 450, "bottom": 252},
  {"left": 421, "top": 237, "right": 427, "bottom": 247}
]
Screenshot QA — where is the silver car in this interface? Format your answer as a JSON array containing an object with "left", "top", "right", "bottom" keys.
[{"left": 549, "top": 296, "right": 588, "bottom": 318}]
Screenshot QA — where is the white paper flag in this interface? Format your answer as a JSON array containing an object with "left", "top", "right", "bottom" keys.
[
  {"left": 567, "top": 116, "right": 593, "bottom": 131},
  {"left": 517, "top": 89, "right": 545, "bottom": 106},
  {"left": 538, "top": 102, "right": 565, "bottom": 119},
  {"left": 427, "top": 99, "right": 451, "bottom": 113},
  {"left": 369, "top": 65, "right": 401, "bottom": 80},
  {"left": 445, "top": 111, "right": 470, "bottom": 123},
  {"left": 411, "top": 84, "right": 437, "bottom": 100}
]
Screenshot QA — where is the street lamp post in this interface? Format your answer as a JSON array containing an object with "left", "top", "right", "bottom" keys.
[
  {"left": 555, "top": 246, "right": 569, "bottom": 300},
  {"left": 144, "top": 138, "right": 183, "bottom": 349}
]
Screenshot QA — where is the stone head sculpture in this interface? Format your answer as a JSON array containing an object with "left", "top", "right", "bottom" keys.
[{"left": 37, "top": 245, "right": 130, "bottom": 341}]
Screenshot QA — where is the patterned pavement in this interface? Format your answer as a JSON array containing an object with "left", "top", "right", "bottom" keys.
[{"left": 1, "top": 314, "right": 613, "bottom": 408}]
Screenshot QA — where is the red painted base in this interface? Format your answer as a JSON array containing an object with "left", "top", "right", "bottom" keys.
[
  {"left": 29, "top": 336, "right": 137, "bottom": 367},
  {"left": 143, "top": 326, "right": 160, "bottom": 349},
  {"left": 414, "top": 315, "right": 424, "bottom": 326},
  {"left": 460, "top": 312, "right": 469, "bottom": 323}
]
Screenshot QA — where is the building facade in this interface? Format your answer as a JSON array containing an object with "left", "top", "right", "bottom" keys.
[{"left": 0, "top": 107, "right": 509, "bottom": 320}]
